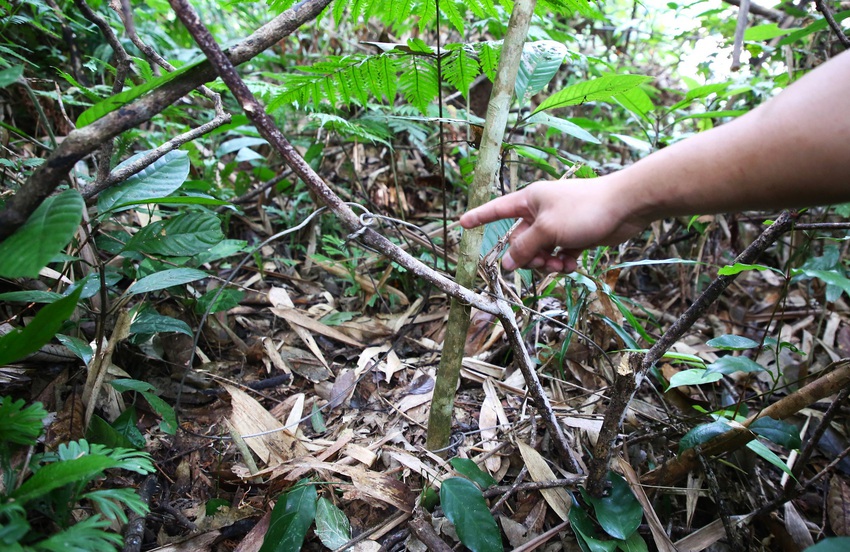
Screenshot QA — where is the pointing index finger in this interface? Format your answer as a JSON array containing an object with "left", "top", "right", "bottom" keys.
[{"left": 460, "top": 191, "right": 529, "bottom": 229}]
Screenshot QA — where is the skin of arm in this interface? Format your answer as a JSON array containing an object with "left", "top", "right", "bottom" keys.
[{"left": 460, "top": 51, "right": 850, "bottom": 273}]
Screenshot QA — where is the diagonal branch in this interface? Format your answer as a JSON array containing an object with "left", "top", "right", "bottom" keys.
[
  {"left": 0, "top": 0, "right": 333, "bottom": 241},
  {"left": 164, "top": 0, "right": 498, "bottom": 317}
]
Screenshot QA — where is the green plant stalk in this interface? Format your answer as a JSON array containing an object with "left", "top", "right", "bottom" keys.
[{"left": 425, "top": 0, "right": 538, "bottom": 452}]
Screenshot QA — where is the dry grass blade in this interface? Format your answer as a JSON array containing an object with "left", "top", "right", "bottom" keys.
[{"left": 615, "top": 457, "right": 677, "bottom": 552}]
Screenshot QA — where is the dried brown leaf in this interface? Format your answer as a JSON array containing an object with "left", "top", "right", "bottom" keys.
[
  {"left": 516, "top": 440, "right": 570, "bottom": 521},
  {"left": 615, "top": 457, "right": 677, "bottom": 552},
  {"left": 828, "top": 475, "right": 850, "bottom": 536},
  {"left": 784, "top": 501, "right": 815, "bottom": 548}
]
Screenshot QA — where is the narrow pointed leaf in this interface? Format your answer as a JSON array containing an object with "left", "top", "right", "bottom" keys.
[
  {"left": 127, "top": 268, "right": 208, "bottom": 295},
  {"left": 749, "top": 417, "right": 801, "bottom": 449},
  {"left": 259, "top": 480, "right": 317, "bottom": 552}
]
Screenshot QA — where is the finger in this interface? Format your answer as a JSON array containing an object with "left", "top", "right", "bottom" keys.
[
  {"left": 460, "top": 191, "right": 531, "bottom": 228},
  {"left": 505, "top": 224, "right": 550, "bottom": 270}
]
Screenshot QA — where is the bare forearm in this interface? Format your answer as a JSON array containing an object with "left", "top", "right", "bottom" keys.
[{"left": 617, "top": 51, "right": 850, "bottom": 222}]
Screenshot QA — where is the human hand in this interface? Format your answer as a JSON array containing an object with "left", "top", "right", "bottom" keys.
[{"left": 459, "top": 177, "right": 647, "bottom": 272}]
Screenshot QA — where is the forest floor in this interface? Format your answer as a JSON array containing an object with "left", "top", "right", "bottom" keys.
[{"left": 8, "top": 142, "right": 850, "bottom": 552}]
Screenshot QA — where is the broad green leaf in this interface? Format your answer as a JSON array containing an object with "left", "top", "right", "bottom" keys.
[
  {"left": 13, "top": 455, "right": 116, "bottom": 504},
  {"left": 804, "top": 537, "right": 850, "bottom": 552},
  {"left": 615, "top": 86, "right": 654, "bottom": 123},
  {"left": 111, "top": 195, "right": 232, "bottom": 211},
  {"left": 86, "top": 411, "right": 142, "bottom": 450},
  {"left": 76, "top": 59, "right": 203, "bottom": 127},
  {"left": 581, "top": 472, "right": 642, "bottom": 540},
  {"left": 749, "top": 417, "right": 801, "bottom": 449},
  {"left": 705, "top": 356, "right": 765, "bottom": 376},
  {"left": 525, "top": 112, "right": 601, "bottom": 143},
  {"left": 315, "top": 497, "right": 351, "bottom": 550},
  {"left": 124, "top": 212, "right": 223, "bottom": 257},
  {"left": 56, "top": 334, "right": 93, "bottom": 364},
  {"left": 129, "top": 310, "right": 193, "bottom": 337},
  {"left": 141, "top": 391, "right": 177, "bottom": 434},
  {"left": 259, "top": 479, "right": 317, "bottom": 552},
  {"left": 793, "top": 268, "right": 850, "bottom": 302},
  {"left": 195, "top": 288, "right": 244, "bottom": 314},
  {"left": 127, "top": 268, "right": 208, "bottom": 295},
  {"left": 533, "top": 74, "right": 652, "bottom": 114},
  {"left": 450, "top": 458, "right": 498, "bottom": 489},
  {"left": 0, "top": 291, "right": 63, "bottom": 303},
  {"left": 440, "top": 478, "right": 503, "bottom": 552},
  {"left": 0, "top": 189, "right": 83, "bottom": 278},
  {"left": 0, "top": 286, "right": 82, "bottom": 367},
  {"left": 618, "top": 531, "right": 649, "bottom": 552},
  {"left": 515, "top": 40, "right": 568, "bottom": 106},
  {"left": 706, "top": 334, "right": 759, "bottom": 350},
  {"left": 98, "top": 150, "right": 191, "bottom": 214},
  {"left": 569, "top": 498, "right": 618, "bottom": 552},
  {"left": 108, "top": 407, "right": 146, "bottom": 448},
  {"left": 667, "top": 368, "right": 723, "bottom": 389},
  {"left": 678, "top": 420, "right": 731, "bottom": 454},
  {"left": 718, "top": 263, "right": 782, "bottom": 276},
  {"left": 744, "top": 23, "right": 800, "bottom": 41},
  {"left": 747, "top": 439, "right": 794, "bottom": 477},
  {"left": 670, "top": 81, "right": 732, "bottom": 111},
  {"left": 0, "top": 65, "right": 23, "bottom": 88},
  {"left": 0, "top": 397, "right": 47, "bottom": 446}
]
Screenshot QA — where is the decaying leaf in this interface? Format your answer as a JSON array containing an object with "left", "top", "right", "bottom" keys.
[
  {"left": 224, "top": 384, "right": 307, "bottom": 466},
  {"left": 516, "top": 440, "right": 570, "bottom": 521},
  {"left": 828, "top": 475, "right": 850, "bottom": 536}
]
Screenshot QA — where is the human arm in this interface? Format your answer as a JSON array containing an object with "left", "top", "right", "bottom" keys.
[{"left": 460, "top": 51, "right": 850, "bottom": 272}]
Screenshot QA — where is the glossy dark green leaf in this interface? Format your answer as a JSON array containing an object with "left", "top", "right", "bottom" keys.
[
  {"left": 206, "top": 498, "right": 230, "bottom": 515},
  {"left": 440, "top": 477, "right": 502, "bottom": 552},
  {"left": 87, "top": 413, "right": 140, "bottom": 450},
  {"left": 450, "top": 458, "right": 498, "bottom": 490},
  {"left": 705, "top": 356, "right": 765, "bottom": 376},
  {"left": 617, "top": 531, "right": 649, "bottom": 551},
  {"left": 0, "top": 286, "right": 82, "bottom": 367},
  {"left": 128, "top": 268, "right": 208, "bottom": 295},
  {"left": 0, "top": 189, "right": 83, "bottom": 278},
  {"left": 706, "top": 334, "right": 759, "bottom": 350},
  {"left": 314, "top": 497, "right": 350, "bottom": 550},
  {"left": 98, "top": 151, "right": 190, "bottom": 214},
  {"left": 124, "top": 212, "right": 223, "bottom": 257},
  {"left": 678, "top": 420, "right": 732, "bottom": 455},
  {"left": 569, "top": 498, "right": 617, "bottom": 552},
  {"left": 129, "top": 310, "right": 193, "bottom": 337},
  {"left": 110, "top": 379, "right": 155, "bottom": 393},
  {"left": 749, "top": 417, "right": 801, "bottom": 449},
  {"left": 259, "top": 479, "right": 317, "bottom": 552},
  {"left": 581, "top": 472, "right": 642, "bottom": 540}
]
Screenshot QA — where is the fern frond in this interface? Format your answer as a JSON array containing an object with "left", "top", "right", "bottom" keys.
[
  {"left": 441, "top": 0, "right": 466, "bottom": 33},
  {"left": 539, "top": 0, "right": 597, "bottom": 18},
  {"left": 476, "top": 42, "right": 502, "bottom": 81},
  {"left": 363, "top": 55, "right": 400, "bottom": 103},
  {"left": 400, "top": 58, "right": 439, "bottom": 114},
  {"left": 444, "top": 46, "right": 481, "bottom": 99},
  {"left": 307, "top": 113, "right": 393, "bottom": 146},
  {"left": 416, "top": 0, "right": 438, "bottom": 33},
  {"left": 464, "top": 0, "right": 500, "bottom": 19},
  {"left": 387, "top": 0, "right": 416, "bottom": 22}
]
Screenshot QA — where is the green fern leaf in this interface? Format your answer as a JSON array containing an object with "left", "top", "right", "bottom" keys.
[
  {"left": 400, "top": 58, "right": 439, "bottom": 114},
  {"left": 441, "top": 0, "right": 465, "bottom": 33},
  {"left": 540, "top": 0, "right": 597, "bottom": 17},
  {"left": 444, "top": 46, "right": 481, "bottom": 99},
  {"left": 332, "top": 0, "right": 347, "bottom": 24},
  {"left": 364, "top": 55, "right": 399, "bottom": 103},
  {"left": 416, "top": 0, "right": 437, "bottom": 33},
  {"left": 388, "top": 0, "right": 415, "bottom": 21},
  {"left": 477, "top": 42, "right": 501, "bottom": 81},
  {"left": 466, "top": 0, "right": 499, "bottom": 18}
]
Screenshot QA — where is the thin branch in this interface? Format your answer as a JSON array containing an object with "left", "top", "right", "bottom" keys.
[
  {"left": 815, "top": 0, "right": 850, "bottom": 49},
  {"left": 0, "top": 0, "right": 333, "bottom": 240},
  {"left": 731, "top": 0, "right": 751, "bottom": 71},
  {"left": 164, "top": 0, "right": 498, "bottom": 317},
  {"left": 80, "top": 97, "right": 231, "bottom": 200}
]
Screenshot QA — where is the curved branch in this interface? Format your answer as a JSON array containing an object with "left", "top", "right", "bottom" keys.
[{"left": 0, "top": 0, "right": 333, "bottom": 241}]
